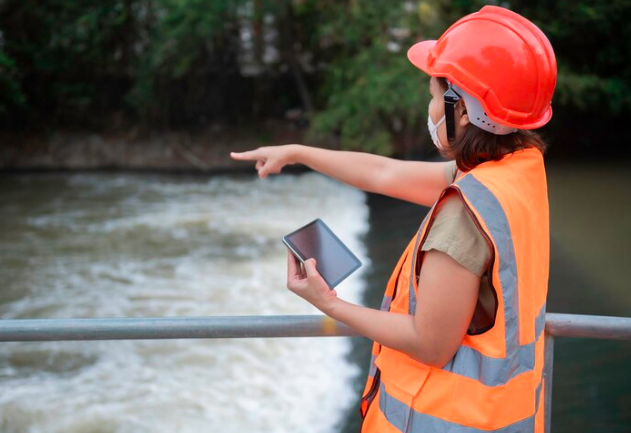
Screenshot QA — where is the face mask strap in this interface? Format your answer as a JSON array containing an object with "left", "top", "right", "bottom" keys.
[{"left": 443, "top": 82, "right": 461, "bottom": 142}]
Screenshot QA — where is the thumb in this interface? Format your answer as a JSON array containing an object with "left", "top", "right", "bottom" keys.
[{"left": 304, "top": 258, "right": 319, "bottom": 278}]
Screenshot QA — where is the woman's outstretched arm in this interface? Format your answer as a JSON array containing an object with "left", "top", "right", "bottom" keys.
[{"left": 231, "top": 144, "right": 450, "bottom": 207}]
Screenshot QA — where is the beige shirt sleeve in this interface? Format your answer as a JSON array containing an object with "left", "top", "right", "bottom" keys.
[
  {"left": 421, "top": 190, "right": 492, "bottom": 277},
  {"left": 444, "top": 160, "right": 458, "bottom": 185}
]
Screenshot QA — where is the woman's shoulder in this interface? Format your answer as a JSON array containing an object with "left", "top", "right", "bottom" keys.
[{"left": 422, "top": 191, "right": 491, "bottom": 276}]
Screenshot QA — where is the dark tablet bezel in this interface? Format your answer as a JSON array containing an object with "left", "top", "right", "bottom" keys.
[{"left": 282, "top": 218, "right": 362, "bottom": 288}]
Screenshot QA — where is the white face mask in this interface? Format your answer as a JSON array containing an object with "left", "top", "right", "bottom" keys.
[{"left": 427, "top": 114, "right": 446, "bottom": 150}]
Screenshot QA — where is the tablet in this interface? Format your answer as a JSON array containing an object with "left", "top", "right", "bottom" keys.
[{"left": 283, "top": 219, "right": 362, "bottom": 288}]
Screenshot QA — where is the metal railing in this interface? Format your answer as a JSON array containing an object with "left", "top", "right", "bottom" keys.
[{"left": 1, "top": 313, "right": 630, "bottom": 432}]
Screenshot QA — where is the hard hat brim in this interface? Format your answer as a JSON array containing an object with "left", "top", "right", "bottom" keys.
[{"left": 407, "top": 40, "right": 437, "bottom": 76}]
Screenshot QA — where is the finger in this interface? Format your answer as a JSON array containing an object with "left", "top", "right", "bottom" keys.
[
  {"left": 287, "top": 248, "right": 301, "bottom": 280},
  {"left": 258, "top": 167, "right": 269, "bottom": 179},
  {"left": 230, "top": 151, "right": 257, "bottom": 161},
  {"left": 304, "top": 258, "right": 320, "bottom": 278},
  {"left": 255, "top": 160, "right": 264, "bottom": 170}
]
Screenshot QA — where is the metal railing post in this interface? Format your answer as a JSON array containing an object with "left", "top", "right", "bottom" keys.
[{"left": 543, "top": 333, "right": 555, "bottom": 433}]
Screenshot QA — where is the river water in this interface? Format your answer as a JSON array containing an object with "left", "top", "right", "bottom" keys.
[
  {"left": 0, "top": 165, "right": 629, "bottom": 432},
  {"left": 0, "top": 173, "right": 368, "bottom": 433}
]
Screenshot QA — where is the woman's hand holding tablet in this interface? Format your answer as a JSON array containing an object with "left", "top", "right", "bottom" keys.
[{"left": 283, "top": 219, "right": 362, "bottom": 289}]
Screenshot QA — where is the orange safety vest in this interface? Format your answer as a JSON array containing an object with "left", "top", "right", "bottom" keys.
[{"left": 360, "top": 147, "right": 549, "bottom": 433}]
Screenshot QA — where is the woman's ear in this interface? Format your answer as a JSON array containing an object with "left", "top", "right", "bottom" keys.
[
  {"left": 459, "top": 112, "right": 470, "bottom": 127},
  {"left": 458, "top": 102, "right": 470, "bottom": 127}
]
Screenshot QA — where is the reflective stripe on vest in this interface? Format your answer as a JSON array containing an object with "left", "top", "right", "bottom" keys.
[
  {"left": 378, "top": 378, "right": 543, "bottom": 433},
  {"left": 441, "top": 302, "right": 546, "bottom": 387}
]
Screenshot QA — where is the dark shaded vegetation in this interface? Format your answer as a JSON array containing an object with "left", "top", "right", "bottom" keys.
[{"left": 0, "top": 0, "right": 629, "bottom": 158}]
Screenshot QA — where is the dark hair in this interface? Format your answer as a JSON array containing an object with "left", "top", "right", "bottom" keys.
[{"left": 436, "top": 78, "right": 547, "bottom": 172}]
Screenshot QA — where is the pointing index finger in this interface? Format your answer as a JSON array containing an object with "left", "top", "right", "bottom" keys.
[{"left": 230, "top": 150, "right": 256, "bottom": 160}]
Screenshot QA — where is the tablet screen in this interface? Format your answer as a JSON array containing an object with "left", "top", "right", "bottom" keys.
[{"left": 283, "top": 219, "right": 362, "bottom": 288}]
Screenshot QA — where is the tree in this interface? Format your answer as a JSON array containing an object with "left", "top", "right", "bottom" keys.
[{"left": 304, "top": 0, "right": 444, "bottom": 156}]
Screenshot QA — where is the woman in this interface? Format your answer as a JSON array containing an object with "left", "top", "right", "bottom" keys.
[{"left": 231, "top": 6, "right": 555, "bottom": 433}]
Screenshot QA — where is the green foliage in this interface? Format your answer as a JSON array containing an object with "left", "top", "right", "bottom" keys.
[
  {"left": 0, "top": 0, "right": 147, "bottom": 127},
  {"left": 0, "top": 0, "right": 630, "bottom": 154},
  {"left": 126, "top": 0, "right": 246, "bottom": 121},
  {"left": 307, "top": 42, "right": 429, "bottom": 155},
  {"left": 556, "top": 68, "right": 630, "bottom": 114},
  {"left": 0, "top": 51, "right": 26, "bottom": 115},
  {"left": 306, "top": 1, "right": 439, "bottom": 155}
]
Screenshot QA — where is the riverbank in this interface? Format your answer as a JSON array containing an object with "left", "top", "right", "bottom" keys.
[{"left": 0, "top": 122, "right": 317, "bottom": 172}]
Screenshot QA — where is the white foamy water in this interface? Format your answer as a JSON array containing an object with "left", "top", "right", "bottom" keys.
[{"left": 0, "top": 172, "right": 370, "bottom": 433}]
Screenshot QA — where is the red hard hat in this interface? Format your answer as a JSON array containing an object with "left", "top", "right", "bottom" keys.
[{"left": 408, "top": 6, "right": 557, "bottom": 129}]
